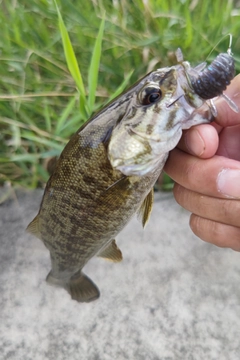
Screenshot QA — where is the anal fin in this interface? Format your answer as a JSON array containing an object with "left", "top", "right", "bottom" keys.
[
  {"left": 26, "top": 214, "right": 42, "bottom": 240},
  {"left": 97, "top": 239, "right": 123, "bottom": 262},
  {"left": 137, "top": 188, "right": 154, "bottom": 228}
]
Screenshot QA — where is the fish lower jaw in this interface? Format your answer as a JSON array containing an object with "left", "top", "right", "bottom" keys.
[
  {"left": 110, "top": 128, "right": 183, "bottom": 177},
  {"left": 112, "top": 152, "right": 169, "bottom": 177}
]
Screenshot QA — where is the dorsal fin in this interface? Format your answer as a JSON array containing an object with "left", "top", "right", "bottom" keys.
[
  {"left": 97, "top": 240, "right": 123, "bottom": 262},
  {"left": 137, "top": 188, "right": 154, "bottom": 228},
  {"left": 26, "top": 215, "right": 42, "bottom": 240}
]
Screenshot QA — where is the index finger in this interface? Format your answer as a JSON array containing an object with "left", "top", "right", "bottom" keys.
[
  {"left": 214, "top": 73, "right": 240, "bottom": 127},
  {"left": 164, "top": 148, "right": 240, "bottom": 199},
  {"left": 176, "top": 74, "right": 240, "bottom": 158}
]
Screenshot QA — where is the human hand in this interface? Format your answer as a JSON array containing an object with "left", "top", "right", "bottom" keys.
[{"left": 164, "top": 74, "right": 240, "bottom": 251}]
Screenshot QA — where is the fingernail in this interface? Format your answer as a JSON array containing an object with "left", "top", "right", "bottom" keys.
[
  {"left": 185, "top": 129, "right": 205, "bottom": 156},
  {"left": 217, "top": 169, "right": 240, "bottom": 198}
]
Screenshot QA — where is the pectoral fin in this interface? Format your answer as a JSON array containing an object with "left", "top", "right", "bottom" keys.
[
  {"left": 26, "top": 215, "right": 42, "bottom": 240},
  {"left": 137, "top": 188, "right": 154, "bottom": 228},
  {"left": 97, "top": 240, "right": 123, "bottom": 262}
]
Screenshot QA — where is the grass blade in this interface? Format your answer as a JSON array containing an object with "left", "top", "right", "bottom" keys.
[
  {"left": 21, "top": 132, "right": 64, "bottom": 151},
  {"left": 87, "top": 15, "right": 105, "bottom": 113},
  {"left": 53, "top": 0, "right": 88, "bottom": 117},
  {"left": 108, "top": 70, "right": 134, "bottom": 102},
  {"left": 55, "top": 96, "right": 77, "bottom": 135}
]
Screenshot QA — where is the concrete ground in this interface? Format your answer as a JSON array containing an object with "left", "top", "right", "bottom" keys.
[{"left": 0, "top": 189, "right": 240, "bottom": 360}]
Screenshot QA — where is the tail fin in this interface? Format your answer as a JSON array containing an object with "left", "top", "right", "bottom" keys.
[
  {"left": 68, "top": 272, "right": 100, "bottom": 303},
  {"left": 46, "top": 271, "right": 100, "bottom": 303}
]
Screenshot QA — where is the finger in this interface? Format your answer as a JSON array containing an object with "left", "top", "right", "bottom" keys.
[
  {"left": 173, "top": 183, "right": 240, "bottom": 228},
  {"left": 178, "top": 74, "right": 240, "bottom": 157},
  {"left": 177, "top": 124, "right": 219, "bottom": 158},
  {"left": 214, "top": 73, "right": 240, "bottom": 127},
  {"left": 189, "top": 214, "right": 240, "bottom": 251},
  {"left": 164, "top": 148, "right": 240, "bottom": 199},
  {"left": 217, "top": 124, "right": 240, "bottom": 160}
]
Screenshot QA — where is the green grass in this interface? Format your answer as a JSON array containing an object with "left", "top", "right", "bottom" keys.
[{"left": 0, "top": 0, "right": 240, "bottom": 191}]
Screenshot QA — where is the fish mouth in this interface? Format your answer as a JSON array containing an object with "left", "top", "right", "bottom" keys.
[
  {"left": 125, "top": 117, "right": 182, "bottom": 144},
  {"left": 166, "top": 93, "right": 185, "bottom": 108}
]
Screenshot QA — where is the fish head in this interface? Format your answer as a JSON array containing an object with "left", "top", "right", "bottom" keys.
[{"left": 108, "top": 65, "right": 212, "bottom": 176}]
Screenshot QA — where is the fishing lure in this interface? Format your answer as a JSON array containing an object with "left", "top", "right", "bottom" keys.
[
  {"left": 176, "top": 35, "right": 238, "bottom": 116},
  {"left": 190, "top": 51, "right": 235, "bottom": 99}
]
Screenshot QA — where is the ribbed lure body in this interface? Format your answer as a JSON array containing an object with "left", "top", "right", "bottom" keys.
[{"left": 190, "top": 53, "right": 235, "bottom": 99}]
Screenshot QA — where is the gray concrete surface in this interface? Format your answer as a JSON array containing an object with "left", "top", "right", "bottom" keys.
[{"left": 0, "top": 189, "right": 240, "bottom": 360}]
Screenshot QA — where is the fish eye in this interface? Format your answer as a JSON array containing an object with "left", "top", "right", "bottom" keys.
[{"left": 139, "top": 86, "right": 162, "bottom": 106}]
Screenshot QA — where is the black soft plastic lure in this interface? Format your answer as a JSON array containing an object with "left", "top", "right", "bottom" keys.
[
  {"left": 190, "top": 52, "right": 235, "bottom": 100},
  {"left": 176, "top": 36, "right": 238, "bottom": 116}
]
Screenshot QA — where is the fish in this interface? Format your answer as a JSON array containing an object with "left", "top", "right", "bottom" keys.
[{"left": 27, "top": 49, "right": 236, "bottom": 303}]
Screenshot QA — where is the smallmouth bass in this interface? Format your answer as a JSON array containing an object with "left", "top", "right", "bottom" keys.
[{"left": 27, "top": 49, "right": 236, "bottom": 302}]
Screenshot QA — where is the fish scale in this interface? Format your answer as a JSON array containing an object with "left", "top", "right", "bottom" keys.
[{"left": 27, "top": 50, "right": 237, "bottom": 303}]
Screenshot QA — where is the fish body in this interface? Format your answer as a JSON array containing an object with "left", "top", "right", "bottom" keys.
[{"left": 27, "top": 51, "right": 236, "bottom": 302}]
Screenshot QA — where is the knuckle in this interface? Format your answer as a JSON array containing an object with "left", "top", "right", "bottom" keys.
[
  {"left": 184, "top": 158, "right": 202, "bottom": 189},
  {"left": 219, "top": 198, "right": 240, "bottom": 226}
]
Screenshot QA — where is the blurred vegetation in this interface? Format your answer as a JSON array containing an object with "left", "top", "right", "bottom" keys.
[{"left": 0, "top": 0, "right": 240, "bottom": 192}]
